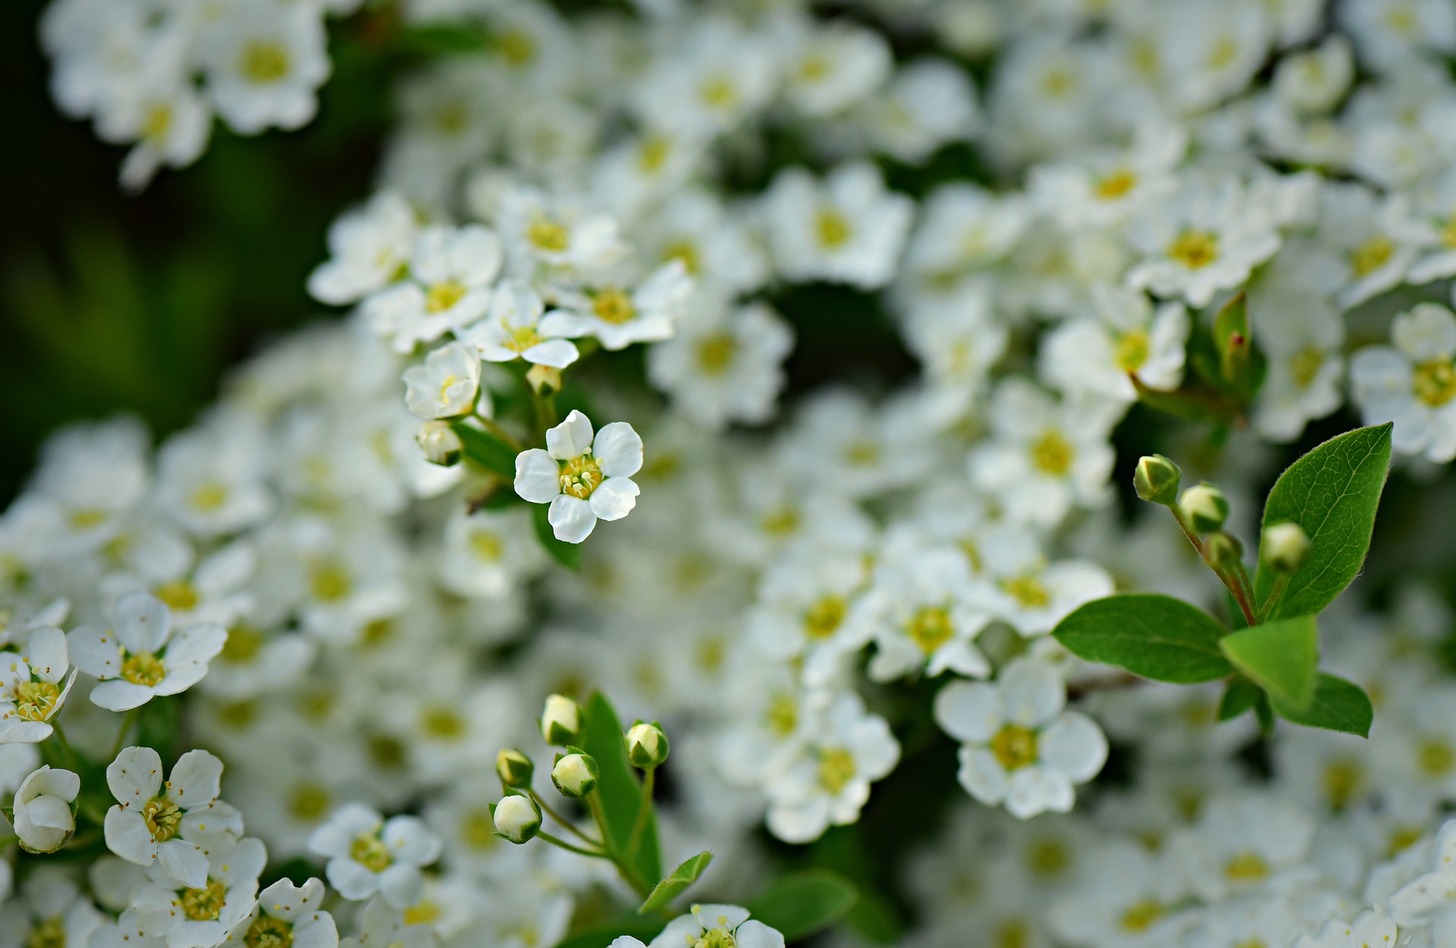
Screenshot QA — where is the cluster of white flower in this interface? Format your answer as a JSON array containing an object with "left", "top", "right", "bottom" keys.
[{"left": 14, "top": 0, "right": 1456, "bottom": 944}]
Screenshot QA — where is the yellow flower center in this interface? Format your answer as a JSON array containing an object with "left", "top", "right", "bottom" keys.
[
  {"left": 527, "top": 218, "right": 570, "bottom": 253},
  {"left": 990, "top": 724, "right": 1039, "bottom": 771},
  {"left": 804, "top": 595, "right": 847, "bottom": 640},
  {"left": 1027, "top": 838, "right": 1069, "bottom": 877},
  {"left": 699, "top": 75, "right": 738, "bottom": 109},
  {"left": 182, "top": 879, "right": 227, "bottom": 921},
  {"left": 1120, "top": 901, "right": 1165, "bottom": 933},
  {"left": 994, "top": 919, "right": 1030, "bottom": 948},
  {"left": 591, "top": 288, "right": 636, "bottom": 325},
  {"left": 470, "top": 530, "right": 504, "bottom": 561},
  {"left": 122, "top": 652, "right": 166, "bottom": 688},
  {"left": 815, "top": 208, "right": 853, "bottom": 249},
  {"left": 14, "top": 680, "right": 60, "bottom": 722},
  {"left": 1224, "top": 852, "right": 1270, "bottom": 882},
  {"left": 662, "top": 238, "right": 701, "bottom": 275},
  {"left": 1042, "top": 67, "right": 1074, "bottom": 97},
  {"left": 287, "top": 782, "right": 331, "bottom": 822},
  {"left": 190, "top": 482, "right": 229, "bottom": 512},
  {"left": 1095, "top": 168, "right": 1138, "bottom": 200},
  {"left": 422, "top": 706, "right": 464, "bottom": 739},
  {"left": 1418, "top": 738, "right": 1455, "bottom": 776},
  {"left": 143, "top": 796, "right": 183, "bottom": 842},
  {"left": 506, "top": 324, "right": 543, "bottom": 353},
  {"left": 761, "top": 507, "right": 801, "bottom": 537},
  {"left": 1003, "top": 575, "right": 1051, "bottom": 609},
  {"left": 1438, "top": 215, "right": 1456, "bottom": 249},
  {"left": 245, "top": 915, "right": 294, "bottom": 948},
  {"left": 142, "top": 105, "right": 172, "bottom": 143},
  {"left": 462, "top": 807, "right": 498, "bottom": 851},
  {"left": 240, "top": 41, "right": 290, "bottom": 84},
  {"left": 424, "top": 281, "right": 467, "bottom": 314},
  {"left": 766, "top": 693, "right": 798, "bottom": 737},
  {"left": 818, "top": 747, "right": 856, "bottom": 794},
  {"left": 68, "top": 509, "right": 108, "bottom": 530},
  {"left": 495, "top": 30, "right": 536, "bottom": 67},
  {"left": 1167, "top": 230, "right": 1220, "bottom": 269},
  {"left": 1114, "top": 329, "right": 1151, "bottom": 372},
  {"left": 637, "top": 135, "right": 671, "bottom": 173},
  {"left": 905, "top": 606, "right": 955, "bottom": 653},
  {"left": 1413, "top": 359, "right": 1456, "bottom": 408},
  {"left": 1349, "top": 235, "right": 1394, "bottom": 276},
  {"left": 404, "top": 901, "right": 444, "bottom": 927},
  {"left": 558, "top": 454, "right": 604, "bottom": 499},
  {"left": 24, "top": 917, "right": 67, "bottom": 948},
  {"left": 696, "top": 334, "right": 737, "bottom": 374},
  {"left": 1322, "top": 757, "right": 1364, "bottom": 812},
  {"left": 221, "top": 625, "right": 265, "bottom": 663},
  {"left": 310, "top": 562, "right": 352, "bottom": 603},
  {"left": 351, "top": 833, "right": 393, "bottom": 872},
  {"left": 1289, "top": 346, "right": 1325, "bottom": 389},
  {"left": 1030, "top": 430, "right": 1074, "bottom": 476},
  {"left": 153, "top": 580, "right": 198, "bottom": 612}
]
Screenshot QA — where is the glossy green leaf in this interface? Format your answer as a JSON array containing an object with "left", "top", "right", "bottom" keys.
[
  {"left": 1052, "top": 594, "right": 1233, "bottom": 683},
  {"left": 452, "top": 423, "right": 518, "bottom": 479},
  {"left": 532, "top": 504, "right": 583, "bottom": 572},
  {"left": 639, "top": 851, "right": 713, "bottom": 915},
  {"left": 1269, "top": 673, "right": 1374, "bottom": 737},
  {"left": 581, "top": 693, "right": 661, "bottom": 891},
  {"left": 1219, "top": 615, "right": 1318, "bottom": 710},
  {"left": 1254, "top": 424, "right": 1393, "bottom": 620},
  {"left": 1216, "top": 678, "right": 1262, "bottom": 721},
  {"left": 747, "top": 870, "right": 858, "bottom": 941}
]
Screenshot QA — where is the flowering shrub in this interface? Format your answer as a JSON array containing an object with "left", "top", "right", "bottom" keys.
[{"left": 9, "top": 0, "right": 1456, "bottom": 945}]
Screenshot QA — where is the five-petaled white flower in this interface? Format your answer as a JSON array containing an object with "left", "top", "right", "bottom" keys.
[
  {"left": 104, "top": 746, "right": 239, "bottom": 889},
  {"left": 307, "top": 802, "right": 442, "bottom": 908},
  {"left": 457, "top": 279, "right": 580, "bottom": 369},
  {"left": 401, "top": 341, "right": 483, "bottom": 420},
  {"left": 514, "top": 410, "right": 643, "bottom": 543},
  {"left": 0, "top": 624, "right": 78, "bottom": 744},
  {"left": 68, "top": 592, "right": 227, "bottom": 712}
]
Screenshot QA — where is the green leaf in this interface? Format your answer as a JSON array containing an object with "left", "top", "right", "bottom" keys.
[
  {"left": 1219, "top": 615, "right": 1318, "bottom": 710},
  {"left": 639, "top": 851, "right": 713, "bottom": 915},
  {"left": 1269, "top": 673, "right": 1374, "bottom": 737},
  {"left": 1052, "top": 594, "right": 1233, "bottom": 683},
  {"left": 581, "top": 693, "right": 661, "bottom": 891},
  {"left": 396, "top": 24, "right": 494, "bottom": 56},
  {"left": 747, "top": 870, "right": 858, "bottom": 941},
  {"left": 1254, "top": 424, "right": 1393, "bottom": 620},
  {"left": 532, "top": 504, "right": 583, "bottom": 571},
  {"left": 1216, "top": 678, "right": 1262, "bottom": 721},
  {"left": 452, "top": 423, "right": 518, "bottom": 480},
  {"left": 553, "top": 919, "right": 662, "bottom": 948}
]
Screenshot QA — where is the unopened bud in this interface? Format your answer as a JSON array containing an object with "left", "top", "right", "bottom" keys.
[
  {"left": 541, "top": 694, "right": 581, "bottom": 746},
  {"left": 417, "top": 421, "right": 463, "bottom": 467},
  {"left": 526, "top": 364, "right": 562, "bottom": 395},
  {"left": 551, "top": 752, "right": 600, "bottom": 798},
  {"left": 1134, "top": 455, "right": 1181, "bottom": 505},
  {"left": 1261, "top": 522, "right": 1309, "bottom": 573},
  {"left": 496, "top": 748, "right": 534, "bottom": 789},
  {"left": 1178, "top": 483, "right": 1229, "bottom": 533},
  {"left": 625, "top": 721, "right": 670, "bottom": 770},
  {"left": 492, "top": 793, "right": 541, "bottom": 844},
  {"left": 1202, "top": 531, "right": 1244, "bottom": 572}
]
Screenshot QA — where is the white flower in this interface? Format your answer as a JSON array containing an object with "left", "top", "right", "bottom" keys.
[
  {"left": 364, "top": 224, "right": 503, "bottom": 353},
  {"left": 646, "top": 298, "right": 794, "bottom": 430},
  {"left": 548, "top": 261, "right": 692, "bottom": 352},
  {"left": 1167, "top": 793, "right": 1317, "bottom": 901},
  {"left": 1350, "top": 303, "right": 1456, "bottom": 462},
  {"left": 648, "top": 904, "right": 785, "bottom": 948},
  {"left": 780, "top": 21, "right": 892, "bottom": 116},
  {"left": 456, "top": 280, "right": 580, "bottom": 369},
  {"left": 198, "top": 0, "right": 331, "bottom": 135},
  {"left": 1292, "top": 909, "right": 1400, "bottom": 948},
  {"left": 401, "top": 342, "right": 483, "bottom": 420},
  {"left": 104, "top": 746, "right": 239, "bottom": 889},
  {"left": 513, "top": 411, "right": 643, "bottom": 543},
  {"left": 0, "top": 867, "right": 104, "bottom": 946},
  {"left": 496, "top": 184, "right": 625, "bottom": 275},
  {"left": 307, "top": 803, "right": 442, "bottom": 908},
  {"left": 861, "top": 549, "right": 992, "bottom": 683},
  {"left": 308, "top": 192, "right": 418, "bottom": 306},
  {"left": 225, "top": 877, "right": 339, "bottom": 948},
  {"left": 764, "top": 162, "right": 913, "bottom": 290},
  {"left": 0, "top": 624, "right": 77, "bottom": 743},
  {"left": 129, "top": 835, "right": 266, "bottom": 945},
  {"left": 1039, "top": 284, "right": 1189, "bottom": 403},
  {"left": 69, "top": 592, "right": 227, "bottom": 712},
  {"left": 11, "top": 766, "right": 78, "bottom": 853},
  {"left": 935, "top": 658, "right": 1108, "bottom": 819}
]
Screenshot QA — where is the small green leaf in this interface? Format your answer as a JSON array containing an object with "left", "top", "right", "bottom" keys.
[
  {"left": 1216, "top": 678, "right": 1262, "bottom": 721},
  {"left": 1219, "top": 615, "right": 1318, "bottom": 710},
  {"left": 580, "top": 694, "right": 661, "bottom": 891},
  {"left": 532, "top": 504, "right": 583, "bottom": 571},
  {"left": 747, "top": 870, "right": 858, "bottom": 941},
  {"left": 1254, "top": 424, "right": 1393, "bottom": 620},
  {"left": 639, "top": 851, "right": 713, "bottom": 915},
  {"left": 1269, "top": 673, "right": 1374, "bottom": 737},
  {"left": 552, "top": 918, "right": 661, "bottom": 948},
  {"left": 1052, "top": 594, "right": 1233, "bottom": 683},
  {"left": 396, "top": 24, "right": 494, "bottom": 56},
  {"left": 452, "top": 423, "right": 518, "bottom": 479}
]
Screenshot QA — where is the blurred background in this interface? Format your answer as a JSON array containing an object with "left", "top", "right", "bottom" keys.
[{"left": 0, "top": 0, "right": 397, "bottom": 504}]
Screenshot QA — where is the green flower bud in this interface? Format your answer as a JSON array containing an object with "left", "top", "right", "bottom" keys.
[
  {"left": 1178, "top": 483, "right": 1230, "bottom": 533},
  {"left": 551, "top": 752, "right": 600, "bottom": 798},
  {"left": 1202, "top": 531, "right": 1244, "bottom": 572},
  {"left": 416, "top": 421, "right": 463, "bottom": 467},
  {"left": 492, "top": 794, "right": 541, "bottom": 844},
  {"left": 1261, "top": 522, "right": 1310, "bottom": 573},
  {"left": 1134, "top": 454, "right": 1182, "bottom": 505},
  {"left": 541, "top": 694, "right": 581, "bottom": 746},
  {"left": 496, "top": 748, "right": 534, "bottom": 789},
  {"left": 625, "top": 721, "right": 670, "bottom": 770}
]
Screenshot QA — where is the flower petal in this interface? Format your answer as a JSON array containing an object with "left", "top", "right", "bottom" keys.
[
  {"left": 547, "top": 410, "right": 595, "bottom": 460},
  {"left": 589, "top": 477, "right": 639, "bottom": 522},
  {"left": 514, "top": 450, "right": 562, "bottom": 504},
  {"left": 592, "top": 422, "right": 644, "bottom": 477},
  {"left": 548, "top": 495, "right": 597, "bottom": 544}
]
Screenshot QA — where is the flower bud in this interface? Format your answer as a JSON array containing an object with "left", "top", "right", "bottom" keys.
[
  {"left": 1178, "top": 483, "right": 1229, "bottom": 533},
  {"left": 1202, "top": 531, "right": 1244, "bottom": 572},
  {"left": 625, "top": 722, "right": 670, "bottom": 770},
  {"left": 1133, "top": 455, "right": 1181, "bottom": 505},
  {"left": 492, "top": 793, "right": 541, "bottom": 844},
  {"left": 417, "top": 421, "right": 463, "bottom": 467},
  {"left": 541, "top": 694, "right": 581, "bottom": 746},
  {"left": 496, "top": 748, "right": 534, "bottom": 789},
  {"left": 1261, "top": 522, "right": 1309, "bottom": 573},
  {"left": 550, "top": 752, "right": 600, "bottom": 798},
  {"left": 527, "top": 364, "right": 562, "bottom": 395},
  {"left": 12, "top": 766, "right": 79, "bottom": 854}
]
